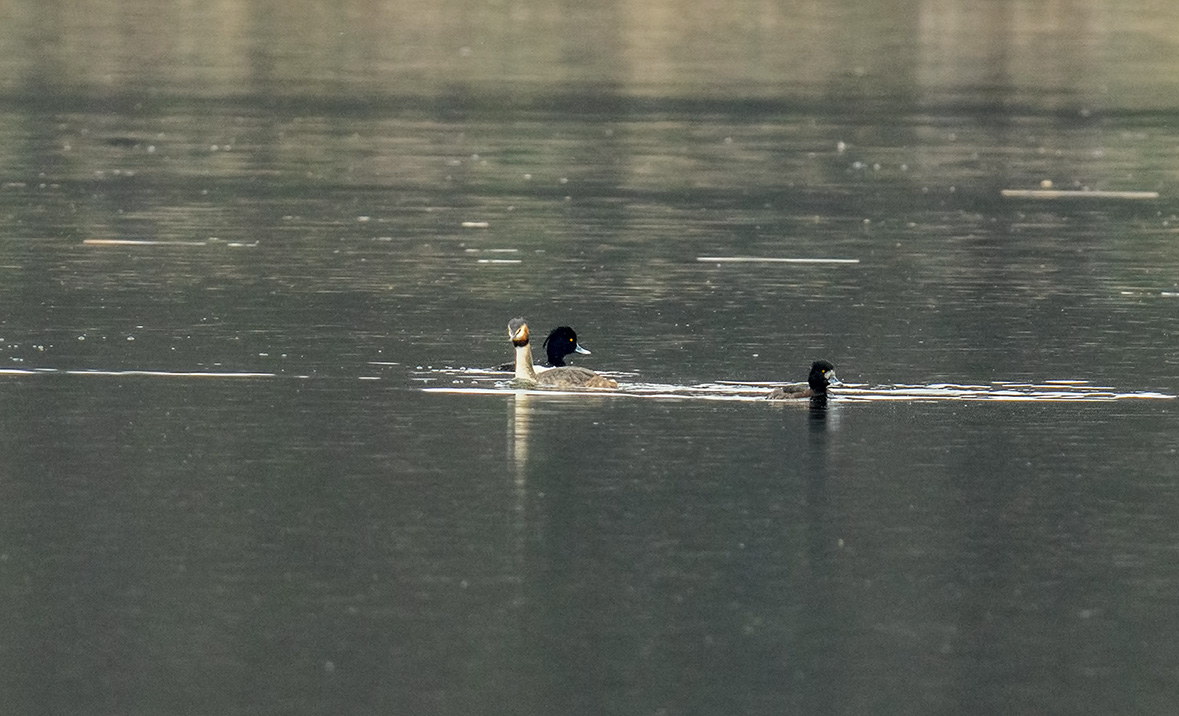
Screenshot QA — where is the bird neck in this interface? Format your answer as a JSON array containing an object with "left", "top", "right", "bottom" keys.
[{"left": 514, "top": 342, "right": 539, "bottom": 382}]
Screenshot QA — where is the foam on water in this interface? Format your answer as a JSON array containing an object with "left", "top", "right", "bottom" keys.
[
  {"left": 418, "top": 368, "right": 1175, "bottom": 403},
  {"left": 0, "top": 368, "right": 280, "bottom": 379}
]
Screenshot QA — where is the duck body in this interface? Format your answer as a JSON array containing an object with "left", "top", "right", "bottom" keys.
[
  {"left": 767, "top": 360, "right": 838, "bottom": 400},
  {"left": 508, "top": 318, "right": 617, "bottom": 389},
  {"left": 534, "top": 365, "right": 616, "bottom": 389}
]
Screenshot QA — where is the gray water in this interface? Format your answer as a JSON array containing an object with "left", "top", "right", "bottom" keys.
[{"left": 1, "top": 1, "right": 1178, "bottom": 714}]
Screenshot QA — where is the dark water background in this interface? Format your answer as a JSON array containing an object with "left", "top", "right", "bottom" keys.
[{"left": 1, "top": 1, "right": 1177, "bottom": 714}]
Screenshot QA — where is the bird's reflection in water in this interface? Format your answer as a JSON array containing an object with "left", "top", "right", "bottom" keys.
[
  {"left": 800, "top": 393, "right": 847, "bottom": 713},
  {"left": 509, "top": 393, "right": 532, "bottom": 487},
  {"left": 808, "top": 395, "right": 829, "bottom": 424},
  {"left": 807, "top": 395, "right": 843, "bottom": 432}
]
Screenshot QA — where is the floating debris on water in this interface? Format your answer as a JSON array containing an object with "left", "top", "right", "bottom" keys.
[
  {"left": 1000, "top": 189, "right": 1159, "bottom": 200},
  {"left": 0, "top": 368, "right": 276, "bottom": 378},
  {"left": 693, "top": 255, "right": 863, "bottom": 264},
  {"left": 83, "top": 238, "right": 257, "bottom": 248},
  {"left": 84, "top": 239, "right": 209, "bottom": 247},
  {"left": 832, "top": 382, "right": 1174, "bottom": 402}
]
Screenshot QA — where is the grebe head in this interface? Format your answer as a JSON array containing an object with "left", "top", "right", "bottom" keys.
[{"left": 508, "top": 317, "right": 530, "bottom": 347}]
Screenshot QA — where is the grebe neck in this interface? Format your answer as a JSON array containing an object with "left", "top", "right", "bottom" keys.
[{"left": 514, "top": 342, "right": 538, "bottom": 382}]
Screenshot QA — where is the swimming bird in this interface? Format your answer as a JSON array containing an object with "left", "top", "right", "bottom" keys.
[
  {"left": 542, "top": 326, "right": 591, "bottom": 367},
  {"left": 496, "top": 325, "right": 591, "bottom": 371},
  {"left": 492, "top": 323, "right": 594, "bottom": 370},
  {"left": 767, "top": 360, "right": 838, "bottom": 400},
  {"left": 508, "top": 318, "right": 617, "bottom": 389}
]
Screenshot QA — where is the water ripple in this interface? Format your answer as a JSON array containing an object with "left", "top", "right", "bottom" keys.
[{"left": 418, "top": 369, "right": 1175, "bottom": 402}]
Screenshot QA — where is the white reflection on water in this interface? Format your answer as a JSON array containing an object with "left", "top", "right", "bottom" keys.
[
  {"left": 6, "top": 366, "right": 1168, "bottom": 402},
  {"left": 834, "top": 383, "right": 1176, "bottom": 402},
  {"left": 0, "top": 368, "right": 279, "bottom": 378},
  {"left": 419, "top": 369, "right": 1176, "bottom": 402}
]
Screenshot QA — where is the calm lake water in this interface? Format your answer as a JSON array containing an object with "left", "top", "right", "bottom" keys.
[{"left": 1, "top": 1, "right": 1178, "bottom": 714}]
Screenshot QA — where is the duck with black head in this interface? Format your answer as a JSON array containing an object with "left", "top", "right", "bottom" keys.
[
  {"left": 508, "top": 317, "right": 617, "bottom": 389},
  {"left": 496, "top": 325, "right": 591, "bottom": 372},
  {"left": 767, "top": 360, "right": 838, "bottom": 400},
  {"left": 542, "top": 326, "right": 591, "bottom": 367}
]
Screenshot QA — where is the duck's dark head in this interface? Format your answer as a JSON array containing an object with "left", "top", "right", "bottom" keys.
[
  {"left": 543, "top": 326, "right": 590, "bottom": 367},
  {"left": 808, "top": 360, "right": 838, "bottom": 394},
  {"left": 508, "top": 318, "right": 531, "bottom": 347}
]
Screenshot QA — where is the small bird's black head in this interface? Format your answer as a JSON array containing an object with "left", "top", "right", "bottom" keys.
[
  {"left": 808, "top": 360, "right": 838, "bottom": 394},
  {"left": 542, "top": 326, "right": 591, "bottom": 367}
]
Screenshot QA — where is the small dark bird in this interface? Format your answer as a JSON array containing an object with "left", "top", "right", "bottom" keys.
[{"left": 767, "top": 360, "right": 838, "bottom": 400}]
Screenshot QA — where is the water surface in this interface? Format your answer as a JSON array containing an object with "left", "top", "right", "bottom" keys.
[{"left": 1, "top": 1, "right": 1178, "bottom": 714}]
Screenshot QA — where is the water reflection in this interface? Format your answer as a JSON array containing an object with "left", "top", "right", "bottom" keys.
[
  {"left": 799, "top": 395, "right": 843, "bottom": 714},
  {"left": 3, "top": 0, "right": 1179, "bottom": 714},
  {"left": 510, "top": 392, "right": 533, "bottom": 481},
  {"left": 425, "top": 375, "right": 1175, "bottom": 403}
]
